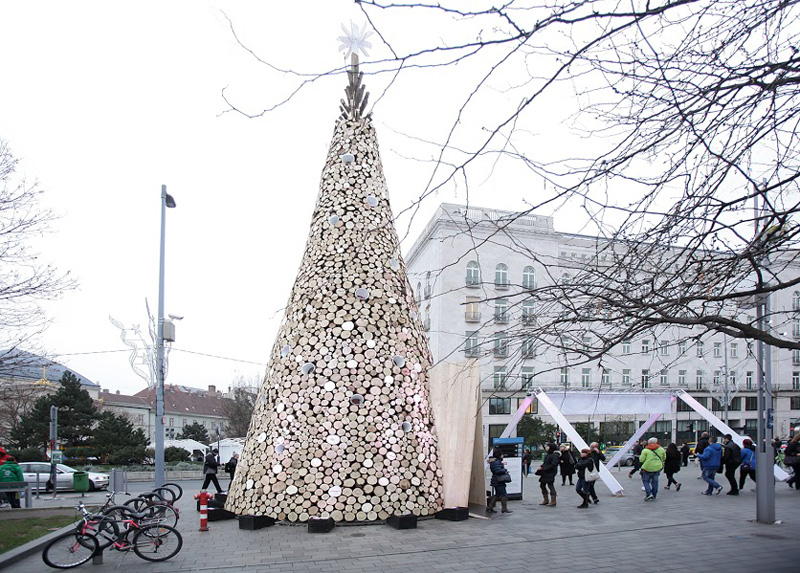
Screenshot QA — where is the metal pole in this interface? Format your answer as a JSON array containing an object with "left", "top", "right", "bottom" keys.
[
  {"left": 154, "top": 184, "right": 168, "bottom": 489},
  {"left": 723, "top": 335, "right": 729, "bottom": 426},
  {"left": 754, "top": 189, "right": 775, "bottom": 524},
  {"left": 49, "top": 405, "right": 57, "bottom": 499}
]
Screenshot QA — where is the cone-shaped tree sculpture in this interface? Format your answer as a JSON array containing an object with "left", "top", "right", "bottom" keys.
[{"left": 225, "top": 50, "right": 443, "bottom": 523}]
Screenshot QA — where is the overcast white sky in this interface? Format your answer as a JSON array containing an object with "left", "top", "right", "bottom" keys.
[{"left": 0, "top": 1, "right": 573, "bottom": 395}]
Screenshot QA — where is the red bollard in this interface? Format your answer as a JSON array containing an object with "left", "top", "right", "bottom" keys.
[{"left": 195, "top": 489, "right": 212, "bottom": 532}]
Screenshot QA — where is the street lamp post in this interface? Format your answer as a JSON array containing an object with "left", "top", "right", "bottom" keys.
[{"left": 155, "top": 184, "right": 176, "bottom": 488}]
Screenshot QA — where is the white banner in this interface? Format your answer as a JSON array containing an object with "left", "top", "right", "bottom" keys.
[{"left": 545, "top": 392, "right": 673, "bottom": 415}]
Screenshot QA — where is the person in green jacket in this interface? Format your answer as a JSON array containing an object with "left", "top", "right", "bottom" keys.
[
  {"left": 0, "top": 457, "right": 24, "bottom": 508},
  {"left": 639, "top": 437, "right": 666, "bottom": 502}
]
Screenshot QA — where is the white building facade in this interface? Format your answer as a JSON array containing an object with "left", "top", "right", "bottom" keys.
[{"left": 406, "top": 203, "right": 800, "bottom": 450}]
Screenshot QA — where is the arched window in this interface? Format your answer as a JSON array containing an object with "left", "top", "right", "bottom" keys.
[
  {"left": 466, "top": 261, "right": 481, "bottom": 286},
  {"left": 794, "top": 291, "right": 800, "bottom": 311},
  {"left": 495, "top": 263, "right": 509, "bottom": 289},
  {"left": 416, "top": 282, "right": 422, "bottom": 302},
  {"left": 522, "top": 266, "right": 536, "bottom": 290}
]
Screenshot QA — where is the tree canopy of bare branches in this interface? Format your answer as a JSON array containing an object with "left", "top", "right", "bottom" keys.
[
  {"left": 0, "top": 139, "right": 74, "bottom": 363},
  {"left": 223, "top": 0, "right": 800, "bottom": 357}
]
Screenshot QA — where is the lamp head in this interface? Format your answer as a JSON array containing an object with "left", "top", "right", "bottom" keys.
[{"left": 165, "top": 193, "right": 177, "bottom": 208}]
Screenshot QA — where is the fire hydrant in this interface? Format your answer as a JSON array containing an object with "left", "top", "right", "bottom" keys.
[{"left": 195, "top": 489, "right": 213, "bottom": 532}]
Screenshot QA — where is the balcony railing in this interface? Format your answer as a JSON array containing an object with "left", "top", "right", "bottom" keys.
[
  {"left": 465, "top": 277, "right": 481, "bottom": 287},
  {"left": 465, "top": 311, "right": 481, "bottom": 322},
  {"left": 465, "top": 347, "right": 481, "bottom": 357},
  {"left": 495, "top": 280, "right": 509, "bottom": 290}
]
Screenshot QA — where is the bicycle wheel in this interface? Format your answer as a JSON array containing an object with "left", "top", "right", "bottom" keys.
[
  {"left": 132, "top": 524, "right": 183, "bottom": 562},
  {"left": 140, "top": 503, "right": 179, "bottom": 528},
  {"left": 42, "top": 531, "right": 98, "bottom": 569},
  {"left": 85, "top": 515, "right": 120, "bottom": 551},
  {"left": 161, "top": 482, "right": 183, "bottom": 501},
  {"left": 152, "top": 486, "right": 177, "bottom": 504}
]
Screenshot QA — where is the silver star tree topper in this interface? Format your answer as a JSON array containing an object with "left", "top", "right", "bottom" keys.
[{"left": 338, "top": 21, "right": 373, "bottom": 59}]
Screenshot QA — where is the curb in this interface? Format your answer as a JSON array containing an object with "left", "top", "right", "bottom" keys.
[{"left": 0, "top": 521, "right": 77, "bottom": 571}]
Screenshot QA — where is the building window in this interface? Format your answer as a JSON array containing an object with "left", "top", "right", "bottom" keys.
[
  {"left": 522, "top": 266, "right": 536, "bottom": 289},
  {"left": 602, "top": 368, "right": 610, "bottom": 387},
  {"left": 711, "top": 398, "right": 722, "bottom": 411},
  {"left": 493, "top": 367, "right": 507, "bottom": 390},
  {"left": 416, "top": 282, "right": 422, "bottom": 303},
  {"left": 794, "top": 290, "right": 800, "bottom": 311},
  {"left": 560, "top": 367, "right": 570, "bottom": 387},
  {"left": 696, "top": 370, "right": 704, "bottom": 390},
  {"left": 581, "top": 368, "right": 591, "bottom": 388},
  {"left": 729, "top": 371, "right": 736, "bottom": 388},
  {"left": 622, "top": 369, "right": 631, "bottom": 386},
  {"left": 794, "top": 372, "right": 800, "bottom": 391},
  {"left": 466, "top": 261, "right": 481, "bottom": 286},
  {"left": 713, "top": 370, "right": 721, "bottom": 386},
  {"left": 489, "top": 397, "right": 511, "bottom": 415},
  {"left": 581, "top": 335, "right": 591, "bottom": 352},
  {"left": 730, "top": 343, "right": 738, "bottom": 358},
  {"left": 678, "top": 370, "right": 687, "bottom": 386},
  {"left": 660, "top": 341, "right": 669, "bottom": 356},
  {"left": 641, "top": 339, "right": 650, "bottom": 354},
  {"left": 517, "top": 397, "right": 537, "bottom": 414},
  {"left": 522, "top": 337, "right": 535, "bottom": 357},
  {"left": 465, "top": 296, "right": 481, "bottom": 322},
  {"left": 488, "top": 425, "right": 506, "bottom": 442},
  {"left": 660, "top": 369, "right": 668, "bottom": 386},
  {"left": 493, "top": 332, "right": 508, "bottom": 357},
  {"left": 522, "top": 299, "right": 536, "bottom": 324},
  {"left": 653, "top": 420, "right": 672, "bottom": 434},
  {"left": 622, "top": 340, "right": 631, "bottom": 355},
  {"left": 182, "top": 418, "right": 188, "bottom": 427},
  {"left": 464, "top": 331, "right": 479, "bottom": 357},
  {"left": 713, "top": 342, "right": 722, "bottom": 358},
  {"left": 494, "top": 299, "right": 508, "bottom": 323},
  {"left": 495, "top": 263, "right": 509, "bottom": 289},
  {"left": 745, "top": 397, "right": 758, "bottom": 411},
  {"left": 678, "top": 340, "right": 687, "bottom": 356},
  {"left": 696, "top": 397, "right": 708, "bottom": 407},
  {"left": 697, "top": 341, "right": 704, "bottom": 356},
  {"left": 746, "top": 371, "right": 754, "bottom": 390},
  {"left": 794, "top": 318, "right": 800, "bottom": 338},
  {"left": 521, "top": 367, "right": 535, "bottom": 389},
  {"left": 730, "top": 397, "right": 741, "bottom": 411},
  {"left": 744, "top": 419, "right": 758, "bottom": 433},
  {"left": 168, "top": 418, "right": 174, "bottom": 427},
  {"left": 793, "top": 350, "right": 800, "bottom": 365},
  {"left": 677, "top": 400, "right": 691, "bottom": 412},
  {"left": 791, "top": 397, "right": 800, "bottom": 410},
  {"left": 642, "top": 369, "right": 651, "bottom": 388}
]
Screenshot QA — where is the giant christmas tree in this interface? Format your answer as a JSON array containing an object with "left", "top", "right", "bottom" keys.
[{"left": 225, "top": 30, "right": 443, "bottom": 523}]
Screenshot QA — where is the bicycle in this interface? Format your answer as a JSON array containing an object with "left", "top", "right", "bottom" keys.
[{"left": 42, "top": 504, "right": 183, "bottom": 569}]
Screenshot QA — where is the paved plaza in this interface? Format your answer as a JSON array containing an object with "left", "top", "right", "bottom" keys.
[{"left": 4, "top": 469, "right": 799, "bottom": 572}]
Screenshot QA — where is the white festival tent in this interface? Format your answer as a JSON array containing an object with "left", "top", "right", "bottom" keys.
[{"left": 497, "top": 389, "right": 789, "bottom": 496}]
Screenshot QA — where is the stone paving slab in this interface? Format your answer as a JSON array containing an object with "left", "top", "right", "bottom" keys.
[{"left": 6, "top": 472, "right": 799, "bottom": 572}]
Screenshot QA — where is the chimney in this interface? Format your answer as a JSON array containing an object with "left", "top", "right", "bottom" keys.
[
  {"left": 116, "top": 390, "right": 120, "bottom": 395},
  {"left": 208, "top": 385, "right": 216, "bottom": 395}
]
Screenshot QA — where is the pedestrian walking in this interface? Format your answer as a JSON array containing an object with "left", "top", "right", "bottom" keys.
[
  {"left": 628, "top": 440, "right": 645, "bottom": 478},
  {"left": 664, "top": 443, "right": 682, "bottom": 491},
  {"left": 558, "top": 444, "right": 576, "bottom": 486},
  {"left": 202, "top": 447, "right": 223, "bottom": 493},
  {"left": 739, "top": 438, "right": 756, "bottom": 490},
  {"left": 680, "top": 442, "right": 690, "bottom": 467},
  {"left": 721, "top": 434, "right": 742, "bottom": 495},
  {"left": 574, "top": 449, "right": 595, "bottom": 509},
  {"left": 486, "top": 449, "right": 513, "bottom": 514},
  {"left": 697, "top": 435, "right": 723, "bottom": 495},
  {"left": 225, "top": 452, "right": 239, "bottom": 487},
  {"left": 522, "top": 449, "right": 532, "bottom": 477},
  {"left": 587, "top": 442, "right": 605, "bottom": 504},
  {"left": 640, "top": 437, "right": 666, "bottom": 501},
  {"left": 695, "top": 432, "right": 710, "bottom": 479},
  {"left": 536, "top": 443, "right": 560, "bottom": 506},
  {"left": 784, "top": 433, "right": 800, "bottom": 490}
]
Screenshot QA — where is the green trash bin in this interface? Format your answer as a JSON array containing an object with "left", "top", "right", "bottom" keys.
[{"left": 72, "top": 471, "right": 90, "bottom": 493}]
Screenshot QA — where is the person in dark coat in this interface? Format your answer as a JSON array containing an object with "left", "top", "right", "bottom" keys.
[
  {"left": 587, "top": 442, "right": 605, "bottom": 504},
  {"left": 784, "top": 433, "right": 800, "bottom": 489},
  {"left": 202, "top": 448, "right": 222, "bottom": 493},
  {"left": 574, "top": 449, "right": 595, "bottom": 509},
  {"left": 522, "top": 449, "right": 532, "bottom": 477},
  {"left": 628, "top": 440, "right": 645, "bottom": 478},
  {"left": 695, "top": 432, "right": 710, "bottom": 479},
  {"left": 721, "top": 434, "right": 742, "bottom": 495},
  {"left": 558, "top": 444, "right": 576, "bottom": 486},
  {"left": 486, "top": 449, "right": 513, "bottom": 513},
  {"left": 664, "top": 443, "right": 682, "bottom": 491},
  {"left": 225, "top": 452, "right": 239, "bottom": 487},
  {"left": 537, "top": 443, "right": 560, "bottom": 506},
  {"left": 680, "top": 443, "right": 690, "bottom": 467}
]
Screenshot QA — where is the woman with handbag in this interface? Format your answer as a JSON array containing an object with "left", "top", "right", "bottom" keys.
[
  {"left": 486, "top": 449, "right": 513, "bottom": 513},
  {"left": 574, "top": 448, "right": 595, "bottom": 509},
  {"left": 784, "top": 433, "right": 800, "bottom": 489},
  {"left": 537, "top": 443, "right": 560, "bottom": 506},
  {"left": 558, "top": 444, "right": 576, "bottom": 486}
]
